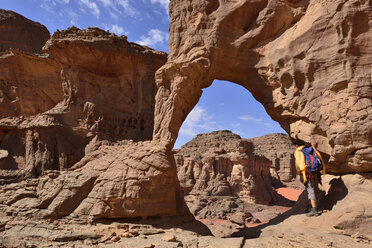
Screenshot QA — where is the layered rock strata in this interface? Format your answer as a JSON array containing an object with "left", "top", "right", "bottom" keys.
[
  {"left": 0, "top": 9, "right": 50, "bottom": 53},
  {"left": 0, "top": 12, "right": 187, "bottom": 219},
  {"left": 154, "top": 0, "right": 372, "bottom": 173},
  {"left": 248, "top": 133, "right": 296, "bottom": 183},
  {"left": 0, "top": 0, "right": 371, "bottom": 231},
  {"left": 174, "top": 131, "right": 296, "bottom": 225},
  {"left": 174, "top": 130, "right": 277, "bottom": 204},
  {"left": 0, "top": 140, "right": 187, "bottom": 218},
  {"left": 0, "top": 26, "right": 166, "bottom": 177}
]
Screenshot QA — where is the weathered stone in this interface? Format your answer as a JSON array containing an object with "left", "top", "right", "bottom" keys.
[
  {"left": 174, "top": 131, "right": 276, "bottom": 204},
  {"left": 0, "top": 9, "right": 50, "bottom": 53},
  {"left": 69, "top": 141, "right": 188, "bottom": 219},
  {"left": 154, "top": 0, "right": 372, "bottom": 174},
  {"left": 0, "top": 3, "right": 371, "bottom": 244},
  {"left": 307, "top": 173, "right": 372, "bottom": 239},
  {"left": 248, "top": 133, "right": 296, "bottom": 183},
  {"left": 161, "top": 234, "right": 177, "bottom": 242},
  {"left": 0, "top": 25, "right": 166, "bottom": 176}
]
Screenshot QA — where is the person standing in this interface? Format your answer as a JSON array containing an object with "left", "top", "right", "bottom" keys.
[{"left": 293, "top": 139, "right": 326, "bottom": 217}]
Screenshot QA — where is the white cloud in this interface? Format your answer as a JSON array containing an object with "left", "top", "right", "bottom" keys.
[
  {"left": 263, "top": 123, "right": 274, "bottom": 128},
  {"left": 231, "top": 123, "right": 241, "bottom": 127},
  {"left": 80, "top": 0, "right": 100, "bottom": 18},
  {"left": 109, "top": 24, "right": 127, "bottom": 35},
  {"left": 184, "top": 106, "right": 205, "bottom": 127},
  {"left": 232, "top": 130, "right": 245, "bottom": 136},
  {"left": 97, "top": 0, "right": 114, "bottom": 7},
  {"left": 136, "top": 29, "right": 168, "bottom": 47},
  {"left": 116, "top": 0, "right": 139, "bottom": 17},
  {"left": 239, "top": 115, "right": 274, "bottom": 128},
  {"left": 179, "top": 106, "right": 217, "bottom": 137},
  {"left": 179, "top": 127, "right": 197, "bottom": 137},
  {"left": 96, "top": 0, "right": 140, "bottom": 19},
  {"left": 150, "top": 0, "right": 169, "bottom": 11},
  {"left": 65, "top": 9, "right": 79, "bottom": 26},
  {"left": 109, "top": 11, "right": 119, "bottom": 20},
  {"left": 40, "top": 0, "right": 56, "bottom": 12},
  {"left": 239, "top": 115, "right": 263, "bottom": 122}
]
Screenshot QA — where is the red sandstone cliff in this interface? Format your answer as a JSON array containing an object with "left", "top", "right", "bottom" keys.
[
  {"left": 0, "top": 4, "right": 371, "bottom": 245},
  {"left": 154, "top": 0, "right": 372, "bottom": 174},
  {"left": 0, "top": 26, "right": 166, "bottom": 177},
  {"left": 0, "top": 10, "right": 188, "bottom": 221},
  {"left": 0, "top": 9, "right": 50, "bottom": 53}
]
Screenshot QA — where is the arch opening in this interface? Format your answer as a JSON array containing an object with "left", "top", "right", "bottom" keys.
[
  {"left": 174, "top": 80, "right": 286, "bottom": 148},
  {"left": 172, "top": 80, "right": 300, "bottom": 232}
]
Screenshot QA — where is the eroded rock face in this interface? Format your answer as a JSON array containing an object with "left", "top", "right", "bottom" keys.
[
  {"left": 0, "top": 12, "right": 187, "bottom": 220},
  {"left": 0, "top": 26, "right": 166, "bottom": 176},
  {"left": 174, "top": 130, "right": 276, "bottom": 204},
  {"left": 44, "top": 27, "right": 165, "bottom": 141},
  {"left": 0, "top": 9, "right": 50, "bottom": 53},
  {"left": 248, "top": 133, "right": 296, "bottom": 183},
  {"left": 0, "top": 141, "right": 187, "bottom": 218},
  {"left": 154, "top": 0, "right": 372, "bottom": 173},
  {"left": 0, "top": 11, "right": 187, "bottom": 219},
  {"left": 174, "top": 131, "right": 296, "bottom": 224}
]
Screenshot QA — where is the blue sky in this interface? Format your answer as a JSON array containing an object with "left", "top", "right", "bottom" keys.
[{"left": 1, "top": 0, "right": 286, "bottom": 148}]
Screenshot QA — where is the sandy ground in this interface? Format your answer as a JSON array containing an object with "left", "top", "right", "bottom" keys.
[{"left": 275, "top": 187, "right": 303, "bottom": 201}]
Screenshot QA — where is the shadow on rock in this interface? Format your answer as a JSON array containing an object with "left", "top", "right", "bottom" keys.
[
  {"left": 232, "top": 190, "right": 311, "bottom": 239},
  {"left": 93, "top": 215, "right": 213, "bottom": 237},
  {"left": 318, "top": 176, "right": 348, "bottom": 211},
  {"left": 234, "top": 176, "right": 351, "bottom": 239}
]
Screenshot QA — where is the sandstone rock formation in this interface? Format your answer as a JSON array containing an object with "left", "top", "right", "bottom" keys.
[
  {"left": 174, "top": 130, "right": 280, "bottom": 204},
  {"left": 1, "top": 174, "right": 370, "bottom": 247},
  {"left": 0, "top": 4, "right": 370, "bottom": 247},
  {"left": 0, "top": 1, "right": 371, "bottom": 242},
  {"left": 174, "top": 130, "right": 296, "bottom": 229},
  {"left": 0, "top": 140, "right": 187, "bottom": 219},
  {"left": 0, "top": 10, "right": 191, "bottom": 221},
  {"left": 0, "top": 26, "right": 166, "bottom": 177},
  {"left": 308, "top": 173, "right": 372, "bottom": 239},
  {"left": 248, "top": 133, "right": 296, "bottom": 183},
  {"left": 154, "top": 0, "right": 372, "bottom": 173},
  {"left": 0, "top": 9, "right": 50, "bottom": 53}
]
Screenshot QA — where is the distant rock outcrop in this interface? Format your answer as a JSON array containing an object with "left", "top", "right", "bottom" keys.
[
  {"left": 248, "top": 133, "right": 296, "bottom": 183},
  {"left": 0, "top": 9, "right": 50, "bottom": 53},
  {"left": 174, "top": 131, "right": 296, "bottom": 204}
]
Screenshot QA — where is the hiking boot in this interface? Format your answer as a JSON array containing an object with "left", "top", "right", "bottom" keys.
[{"left": 306, "top": 207, "right": 319, "bottom": 217}]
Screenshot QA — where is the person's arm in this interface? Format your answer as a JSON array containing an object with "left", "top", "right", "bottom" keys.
[
  {"left": 311, "top": 139, "right": 320, "bottom": 156},
  {"left": 311, "top": 138, "right": 326, "bottom": 174}
]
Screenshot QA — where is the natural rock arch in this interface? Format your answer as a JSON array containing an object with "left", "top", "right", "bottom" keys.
[
  {"left": 153, "top": 0, "right": 372, "bottom": 173},
  {"left": 0, "top": 1, "right": 371, "bottom": 221}
]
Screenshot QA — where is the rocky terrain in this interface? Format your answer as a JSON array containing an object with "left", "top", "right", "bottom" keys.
[
  {"left": 175, "top": 131, "right": 276, "bottom": 202},
  {"left": 174, "top": 131, "right": 296, "bottom": 202},
  {"left": 0, "top": 11, "right": 166, "bottom": 180},
  {"left": 248, "top": 133, "right": 297, "bottom": 184},
  {"left": 0, "top": 1, "right": 371, "bottom": 247},
  {"left": 0, "top": 9, "right": 50, "bottom": 53},
  {"left": 1, "top": 173, "right": 370, "bottom": 247},
  {"left": 154, "top": 0, "right": 372, "bottom": 174},
  {"left": 173, "top": 130, "right": 300, "bottom": 236}
]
